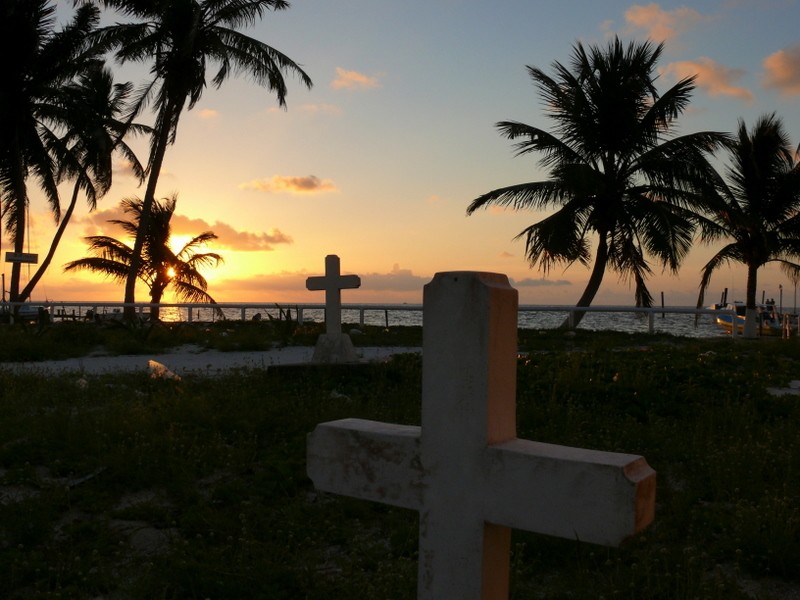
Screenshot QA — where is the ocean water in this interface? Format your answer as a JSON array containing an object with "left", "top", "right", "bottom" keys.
[{"left": 151, "top": 304, "right": 727, "bottom": 339}]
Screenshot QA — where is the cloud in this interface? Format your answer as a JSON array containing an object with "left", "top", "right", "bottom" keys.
[
  {"left": 330, "top": 67, "right": 382, "bottom": 90},
  {"left": 499, "top": 251, "right": 514, "bottom": 258},
  {"left": 361, "top": 264, "right": 429, "bottom": 292},
  {"left": 222, "top": 264, "right": 429, "bottom": 296},
  {"left": 762, "top": 44, "right": 800, "bottom": 96},
  {"left": 111, "top": 158, "right": 141, "bottom": 179},
  {"left": 196, "top": 108, "right": 219, "bottom": 119},
  {"left": 77, "top": 208, "right": 292, "bottom": 251},
  {"left": 624, "top": 3, "right": 709, "bottom": 41},
  {"left": 511, "top": 277, "right": 571, "bottom": 287},
  {"left": 301, "top": 103, "right": 342, "bottom": 115},
  {"left": 238, "top": 175, "right": 338, "bottom": 194},
  {"left": 170, "top": 215, "right": 292, "bottom": 251},
  {"left": 78, "top": 206, "right": 129, "bottom": 237},
  {"left": 661, "top": 58, "right": 753, "bottom": 102}
]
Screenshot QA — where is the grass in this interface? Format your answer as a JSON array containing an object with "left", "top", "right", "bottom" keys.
[
  {"left": 1, "top": 323, "right": 799, "bottom": 598},
  {"left": 0, "top": 318, "right": 423, "bottom": 362}
]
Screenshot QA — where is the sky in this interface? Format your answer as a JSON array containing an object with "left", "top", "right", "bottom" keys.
[{"left": 7, "top": 0, "right": 800, "bottom": 308}]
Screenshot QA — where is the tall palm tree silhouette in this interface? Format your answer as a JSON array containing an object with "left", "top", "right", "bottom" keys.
[
  {"left": 697, "top": 114, "right": 800, "bottom": 337},
  {"left": 19, "top": 64, "right": 147, "bottom": 302},
  {"left": 0, "top": 1, "right": 107, "bottom": 302},
  {"left": 64, "top": 195, "right": 223, "bottom": 319},
  {"left": 87, "top": 0, "right": 312, "bottom": 317},
  {"left": 468, "top": 38, "right": 729, "bottom": 327}
]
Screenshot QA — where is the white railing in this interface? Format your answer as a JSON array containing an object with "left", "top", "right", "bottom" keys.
[{"left": 4, "top": 300, "right": 788, "bottom": 337}]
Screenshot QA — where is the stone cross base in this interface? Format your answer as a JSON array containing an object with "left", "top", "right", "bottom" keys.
[{"left": 312, "top": 333, "right": 359, "bottom": 364}]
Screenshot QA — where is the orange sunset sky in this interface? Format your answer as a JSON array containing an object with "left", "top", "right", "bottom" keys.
[{"left": 6, "top": 1, "right": 800, "bottom": 308}]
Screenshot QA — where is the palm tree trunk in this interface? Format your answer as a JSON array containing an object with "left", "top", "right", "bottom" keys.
[
  {"left": 148, "top": 276, "right": 170, "bottom": 321},
  {"left": 560, "top": 234, "right": 609, "bottom": 329},
  {"left": 18, "top": 183, "right": 82, "bottom": 303},
  {"left": 123, "top": 113, "right": 172, "bottom": 320},
  {"left": 743, "top": 261, "right": 759, "bottom": 338},
  {"left": 9, "top": 212, "right": 24, "bottom": 304},
  {"left": 7, "top": 153, "right": 29, "bottom": 305}
]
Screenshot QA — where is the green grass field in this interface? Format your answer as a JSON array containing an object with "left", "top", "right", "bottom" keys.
[{"left": 1, "top": 322, "right": 799, "bottom": 598}]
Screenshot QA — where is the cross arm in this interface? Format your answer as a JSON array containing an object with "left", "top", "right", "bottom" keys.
[
  {"left": 482, "top": 439, "right": 656, "bottom": 547},
  {"left": 305, "top": 274, "right": 361, "bottom": 291},
  {"left": 307, "top": 418, "right": 423, "bottom": 510}
]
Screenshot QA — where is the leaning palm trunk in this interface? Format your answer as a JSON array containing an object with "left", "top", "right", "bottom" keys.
[
  {"left": 561, "top": 236, "right": 609, "bottom": 329},
  {"left": 18, "top": 184, "right": 82, "bottom": 302},
  {"left": 123, "top": 114, "right": 173, "bottom": 320}
]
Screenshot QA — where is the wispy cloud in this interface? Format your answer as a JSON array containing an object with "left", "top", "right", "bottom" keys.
[
  {"left": 111, "top": 158, "right": 140, "bottom": 179},
  {"left": 499, "top": 251, "right": 514, "bottom": 259},
  {"left": 623, "top": 3, "right": 710, "bottom": 42},
  {"left": 238, "top": 175, "right": 338, "bottom": 194},
  {"left": 330, "top": 67, "right": 382, "bottom": 90},
  {"left": 511, "top": 277, "right": 571, "bottom": 287},
  {"left": 79, "top": 206, "right": 128, "bottom": 237},
  {"left": 196, "top": 108, "right": 219, "bottom": 120},
  {"left": 762, "top": 44, "right": 800, "bottom": 96},
  {"left": 661, "top": 58, "right": 753, "bottom": 102}
]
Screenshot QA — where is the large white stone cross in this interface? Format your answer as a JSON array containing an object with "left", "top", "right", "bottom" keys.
[
  {"left": 307, "top": 272, "right": 656, "bottom": 599},
  {"left": 305, "top": 254, "right": 361, "bottom": 335}
]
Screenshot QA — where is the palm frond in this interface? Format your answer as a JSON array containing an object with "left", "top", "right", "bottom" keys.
[
  {"left": 515, "top": 203, "right": 592, "bottom": 272},
  {"left": 467, "top": 180, "right": 566, "bottom": 214},
  {"left": 696, "top": 245, "right": 741, "bottom": 308}
]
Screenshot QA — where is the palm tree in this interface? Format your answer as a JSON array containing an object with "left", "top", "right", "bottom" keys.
[
  {"left": 64, "top": 195, "right": 223, "bottom": 319},
  {"left": 84, "top": 0, "right": 313, "bottom": 317},
  {"left": 467, "top": 37, "right": 729, "bottom": 328},
  {"left": 0, "top": 0, "right": 104, "bottom": 303},
  {"left": 696, "top": 114, "right": 800, "bottom": 337},
  {"left": 18, "top": 64, "right": 148, "bottom": 303}
]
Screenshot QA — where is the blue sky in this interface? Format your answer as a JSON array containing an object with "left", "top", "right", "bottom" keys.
[{"left": 16, "top": 1, "right": 800, "bottom": 306}]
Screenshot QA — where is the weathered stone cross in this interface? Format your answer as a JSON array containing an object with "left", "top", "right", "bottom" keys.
[
  {"left": 307, "top": 272, "right": 656, "bottom": 599},
  {"left": 305, "top": 254, "right": 361, "bottom": 335}
]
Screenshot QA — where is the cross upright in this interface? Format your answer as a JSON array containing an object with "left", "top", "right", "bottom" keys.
[
  {"left": 305, "top": 254, "right": 361, "bottom": 335},
  {"left": 307, "top": 271, "right": 656, "bottom": 599}
]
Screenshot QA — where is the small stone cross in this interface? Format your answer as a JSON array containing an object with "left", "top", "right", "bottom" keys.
[
  {"left": 305, "top": 254, "right": 361, "bottom": 335},
  {"left": 307, "top": 272, "right": 656, "bottom": 599}
]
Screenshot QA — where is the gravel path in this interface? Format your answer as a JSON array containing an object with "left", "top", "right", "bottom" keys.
[{"left": 0, "top": 345, "right": 421, "bottom": 376}]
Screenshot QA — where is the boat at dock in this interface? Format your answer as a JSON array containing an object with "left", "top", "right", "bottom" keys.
[{"left": 712, "top": 301, "right": 782, "bottom": 336}]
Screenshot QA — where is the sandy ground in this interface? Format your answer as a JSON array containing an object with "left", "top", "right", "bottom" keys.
[{"left": 0, "top": 345, "right": 422, "bottom": 377}]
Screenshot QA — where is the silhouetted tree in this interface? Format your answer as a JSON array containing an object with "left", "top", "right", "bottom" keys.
[
  {"left": 468, "top": 38, "right": 729, "bottom": 327},
  {"left": 697, "top": 114, "right": 800, "bottom": 337},
  {"left": 85, "top": 0, "right": 312, "bottom": 317},
  {"left": 64, "top": 195, "right": 222, "bottom": 319},
  {"left": 0, "top": 1, "right": 106, "bottom": 302}
]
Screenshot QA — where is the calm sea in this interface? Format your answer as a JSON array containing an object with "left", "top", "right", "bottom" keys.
[{"left": 153, "top": 305, "right": 727, "bottom": 339}]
